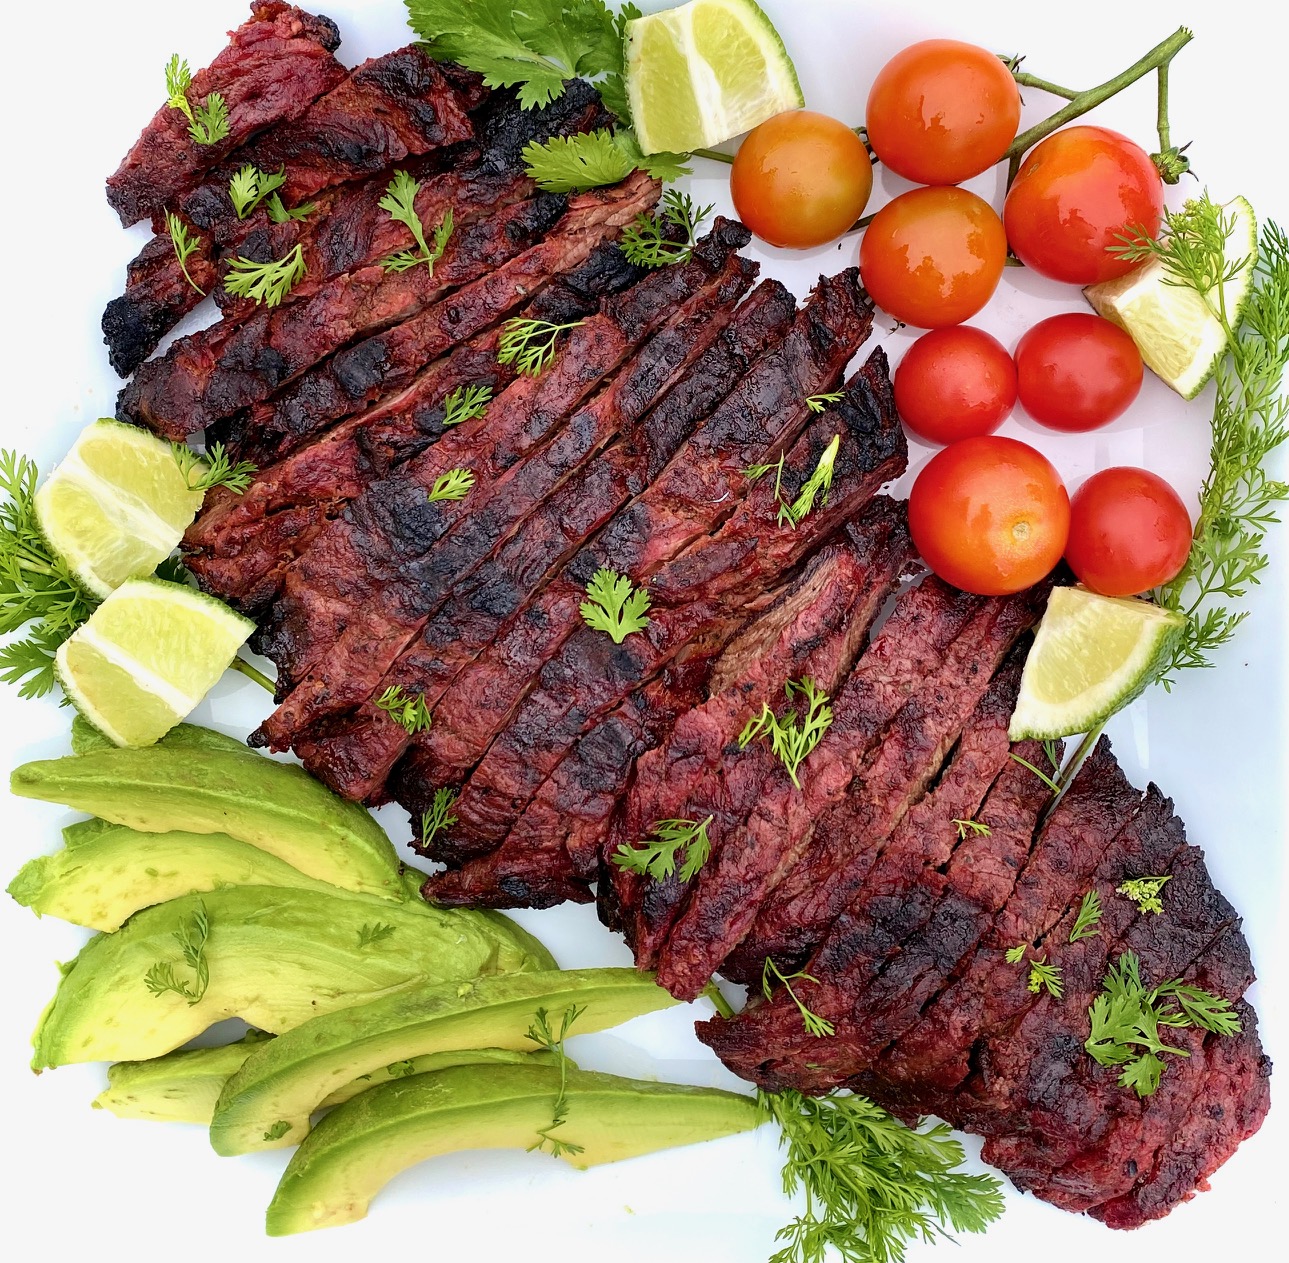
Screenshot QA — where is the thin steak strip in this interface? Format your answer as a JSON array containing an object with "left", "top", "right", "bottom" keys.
[
  {"left": 106, "top": 2, "right": 344, "bottom": 227},
  {"left": 251, "top": 226, "right": 751, "bottom": 745},
  {"left": 183, "top": 243, "right": 646, "bottom": 611},
  {"left": 291, "top": 269, "right": 787, "bottom": 804}
]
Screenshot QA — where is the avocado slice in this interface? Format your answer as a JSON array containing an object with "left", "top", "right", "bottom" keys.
[
  {"left": 32, "top": 886, "right": 551, "bottom": 1068},
  {"left": 266, "top": 1063, "right": 760, "bottom": 1235},
  {"left": 8, "top": 822, "right": 338, "bottom": 931},
  {"left": 71, "top": 716, "right": 254, "bottom": 759},
  {"left": 209, "top": 968, "right": 677, "bottom": 1155},
  {"left": 95, "top": 1039, "right": 554, "bottom": 1124},
  {"left": 11, "top": 744, "right": 402, "bottom": 899}
]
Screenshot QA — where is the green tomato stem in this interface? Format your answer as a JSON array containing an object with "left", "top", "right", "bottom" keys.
[
  {"left": 229, "top": 654, "right": 275, "bottom": 694},
  {"left": 1156, "top": 60, "right": 1173, "bottom": 154},
  {"left": 692, "top": 147, "right": 735, "bottom": 165},
  {"left": 1009, "top": 69, "right": 1081, "bottom": 101}
]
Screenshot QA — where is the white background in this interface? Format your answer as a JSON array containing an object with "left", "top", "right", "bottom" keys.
[{"left": 0, "top": 1, "right": 1285, "bottom": 1260}]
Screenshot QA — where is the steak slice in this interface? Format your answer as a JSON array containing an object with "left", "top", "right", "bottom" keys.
[
  {"left": 106, "top": 2, "right": 344, "bottom": 227},
  {"left": 290, "top": 270, "right": 787, "bottom": 804},
  {"left": 615, "top": 508, "right": 914, "bottom": 984},
  {"left": 434, "top": 273, "right": 880, "bottom": 855},
  {"left": 251, "top": 226, "right": 752, "bottom": 747},
  {"left": 183, "top": 243, "right": 645, "bottom": 611}
]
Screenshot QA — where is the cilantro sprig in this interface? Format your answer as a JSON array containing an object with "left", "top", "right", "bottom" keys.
[
  {"left": 172, "top": 442, "right": 257, "bottom": 495},
  {"left": 379, "top": 171, "right": 455, "bottom": 273},
  {"left": 498, "top": 317, "right": 585, "bottom": 377},
  {"left": 166, "top": 213, "right": 205, "bottom": 296},
  {"left": 228, "top": 164, "right": 287, "bottom": 220},
  {"left": 619, "top": 189, "right": 714, "bottom": 268},
  {"left": 441, "top": 384, "right": 493, "bottom": 428},
  {"left": 612, "top": 815, "right": 713, "bottom": 883},
  {"left": 223, "top": 245, "right": 306, "bottom": 307},
  {"left": 580, "top": 566, "right": 651, "bottom": 643}
]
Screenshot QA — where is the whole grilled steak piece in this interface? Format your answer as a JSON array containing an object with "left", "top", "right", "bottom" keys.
[
  {"left": 105, "top": 2, "right": 344, "bottom": 227},
  {"left": 291, "top": 268, "right": 784, "bottom": 804},
  {"left": 251, "top": 222, "right": 750, "bottom": 748},
  {"left": 117, "top": 170, "right": 654, "bottom": 442},
  {"left": 429, "top": 272, "right": 880, "bottom": 855},
  {"left": 183, "top": 243, "right": 645, "bottom": 611},
  {"left": 609, "top": 508, "right": 914, "bottom": 978}
]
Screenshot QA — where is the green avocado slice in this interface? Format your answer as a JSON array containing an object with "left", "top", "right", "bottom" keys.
[
  {"left": 266, "top": 1063, "right": 760, "bottom": 1235},
  {"left": 8, "top": 822, "right": 338, "bottom": 931},
  {"left": 71, "top": 716, "right": 256, "bottom": 758},
  {"left": 95, "top": 1039, "right": 554, "bottom": 1125},
  {"left": 210, "top": 968, "right": 677, "bottom": 1155},
  {"left": 32, "top": 886, "right": 550, "bottom": 1068},
  {"left": 11, "top": 743, "right": 402, "bottom": 900}
]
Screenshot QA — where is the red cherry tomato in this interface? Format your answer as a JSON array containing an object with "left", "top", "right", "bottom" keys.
[
  {"left": 909, "top": 436, "right": 1070, "bottom": 595},
  {"left": 1003, "top": 126, "right": 1164, "bottom": 283},
  {"left": 1015, "top": 312, "right": 1143, "bottom": 432},
  {"left": 894, "top": 327, "right": 1017, "bottom": 445},
  {"left": 866, "top": 39, "right": 1021, "bottom": 185},
  {"left": 730, "top": 110, "right": 874, "bottom": 249},
  {"left": 859, "top": 187, "right": 1007, "bottom": 328},
  {"left": 1065, "top": 467, "right": 1193, "bottom": 597}
]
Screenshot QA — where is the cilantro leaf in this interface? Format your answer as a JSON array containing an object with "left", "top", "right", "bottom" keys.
[
  {"left": 580, "top": 566, "right": 651, "bottom": 644},
  {"left": 522, "top": 131, "right": 636, "bottom": 192}
]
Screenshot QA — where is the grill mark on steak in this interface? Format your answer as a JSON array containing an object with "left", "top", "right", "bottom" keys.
[
  {"left": 286, "top": 255, "right": 759, "bottom": 796},
  {"left": 617, "top": 509, "right": 914, "bottom": 987},
  {"left": 183, "top": 243, "right": 645, "bottom": 612},
  {"left": 250, "top": 228, "right": 751, "bottom": 748},
  {"left": 106, "top": 2, "right": 345, "bottom": 228},
  {"left": 388, "top": 277, "right": 805, "bottom": 815},
  {"left": 436, "top": 273, "right": 880, "bottom": 854}
]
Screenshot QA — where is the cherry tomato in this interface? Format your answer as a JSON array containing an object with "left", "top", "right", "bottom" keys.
[
  {"left": 866, "top": 39, "right": 1021, "bottom": 185},
  {"left": 1065, "top": 467, "right": 1192, "bottom": 597},
  {"left": 894, "top": 327, "right": 1017, "bottom": 445},
  {"left": 859, "top": 187, "right": 1007, "bottom": 328},
  {"left": 1015, "top": 313, "right": 1143, "bottom": 432},
  {"left": 1003, "top": 126, "right": 1164, "bottom": 283},
  {"left": 909, "top": 436, "right": 1070, "bottom": 596},
  {"left": 730, "top": 110, "right": 874, "bottom": 249}
]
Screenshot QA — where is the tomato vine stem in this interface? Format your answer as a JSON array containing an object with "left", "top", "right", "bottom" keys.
[{"left": 230, "top": 655, "right": 276, "bottom": 693}]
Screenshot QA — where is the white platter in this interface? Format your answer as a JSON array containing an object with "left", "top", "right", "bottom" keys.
[{"left": 1, "top": 1, "right": 1284, "bottom": 1260}]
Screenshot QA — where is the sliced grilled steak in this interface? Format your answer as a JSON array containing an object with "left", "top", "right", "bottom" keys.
[
  {"left": 290, "top": 269, "right": 785, "bottom": 803},
  {"left": 251, "top": 225, "right": 751, "bottom": 747},
  {"left": 106, "top": 2, "right": 344, "bottom": 227},
  {"left": 430, "top": 273, "right": 879, "bottom": 854},
  {"left": 183, "top": 243, "right": 645, "bottom": 611}
]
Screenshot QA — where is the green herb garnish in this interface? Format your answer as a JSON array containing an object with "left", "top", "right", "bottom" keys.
[
  {"left": 166, "top": 212, "right": 205, "bottom": 295},
  {"left": 1069, "top": 889, "right": 1103, "bottom": 943},
  {"left": 580, "top": 567, "right": 651, "bottom": 644},
  {"left": 1117, "top": 875, "right": 1172, "bottom": 914},
  {"left": 356, "top": 922, "right": 396, "bottom": 949},
  {"left": 374, "top": 685, "right": 433, "bottom": 735},
  {"left": 764, "top": 957, "right": 835, "bottom": 1039},
  {"left": 223, "top": 245, "right": 306, "bottom": 307},
  {"left": 143, "top": 901, "right": 210, "bottom": 1006},
  {"left": 426, "top": 468, "right": 475, "bottom": 504},
  {"left": 228, "top": 164, "right": 287, "bottom": 220},
  {"left": 737, "top": 677, "right": 833, "bottom": 790},
  {"left": 525, "top": 1004, "right": 586, "bottom": 1158},
  {"left": 419, "top": 788, "right": 459, "bottom": 848},
  {"left": 612, "top": 815, "right": 714, "bottom": 884},
  {"left": 379, "top": 171, "right": 454, "bottom": 273},
  {"left": 165, "top": 55, "right": 230, "bottom": 146},
  {"left": 441, "top": 384, "right": 493, "bottom": 428},
  {"left": 171, "top": 442, "right": 257, "bottom": 495},
  {"left": 620, "top": 189, "right": 714, "bottom": 268}
]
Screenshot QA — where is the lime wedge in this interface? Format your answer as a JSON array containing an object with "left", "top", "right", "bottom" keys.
[
  {"left": 1009, "top": 587, "right": 1185, "bottom": 741},
  {"left": 56, "top": 579, "right": 254, "bottom": 747},
  {"left": 34, "top": 419, "right": 205, "bottom": 598},
  {"left": 625, "top": 0, "right": 804, "bottom": 155},
  {"left": 1085, "top": 197, "right": 1257, "bottom": 399}
]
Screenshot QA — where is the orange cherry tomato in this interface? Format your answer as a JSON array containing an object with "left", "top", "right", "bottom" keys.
[
  {"left": 730, "top": 110, "right": 874, "bottom": 249},
  {"left": 909, "top": 436, "right": 1070, "bottom": 595},
  {"left": 1003, "top": 125, "right": 1164, "bottom": 284},
  {"left": 859, "top": 187, "right": 1007, "bottom": 328},
  {"left": 894, "top": 326, "right": 1017, "bottom": 445},
  {"left": 866, "top": 39, "right": 1021, "bottom": 185}
]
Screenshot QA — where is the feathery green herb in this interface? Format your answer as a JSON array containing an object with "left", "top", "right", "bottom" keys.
[
  {"left": 374, "top": 685, "right": 433, "bottom": 735},
  {"left": 1069, "top": 889, "right": 1103, "bottom": 943},
  {"left": 143, "top": 902, "right": 210, "bottom": 1006},
  {"left": 497, "top": 317, "right": 585, "bottom": 377},
  {"left": 1085, "top": 950, "right": 1241, "bottom": 1097},
  {"left": 266, "top": 194, "right": 315, "bottom": 224},
  {"left": 612, "top": 815, "right": 713, "bottom": 884},
  {"left": 165, "top": 55, "right": 230, "bottom": 146},
  {"left": 223, "top": 245, "right": 306, "bottom": 307},
  {"left": 746, "top": 438, "right": 840, "bottom": 528},
  {"left": 426, "top": 468, "right": 476, "bottom": 504},
  {"left": 764, "top": 958, "right": 835, "bottom": 1039},
  {"left": 166, "top": 213, "right": 205, "bottom": 295},
  {"left": 762, "top": 1088, "right": 1005, "bottom": 1263},
  {"left": 172, "top": 442, "right": 257, "bottom": 495},
  {"left": 1027, "top": 956, "right": 1064, "bottom": 999},
  {"left": 441, "top": 383, "right": 493, "bottom": 428},
  {"left": 1112, "top": 197, "right": 1289, "bottom": 684},
  {"left": 1005, "top": 943, "right": 1028, "bottom": 965},
  {"left": 0, "top": 451, "right": 97, "bottom": 698},
  {"left": 525, "top": 1004, "right": 586, "bottom": 1158},
  {"left": 620, "top": 189, "right": 714, "bottom": 268},
  {"left": 1009, "top": 751, "right": 1062, "bottom": 794},
  {"left": 806, "top": 392, "right": 845, "bottom": 414},
  {"left": 580, "top": 566, "right": 651, "bottom": 643},
  {"left": 419, "top": 788, "right": 459, "bottom": 849},
  {"left": 228, "top": 164, "right": 287, "bottom": 219},
  {"left": 952, "top": 818, "right": 992, "bottom": 839},
  {"left": 379, "top": 171, "right": 454, "bottom": 273},
  {"left": 356, "top": 922, "right": 397, "bottom": 949},
  {"left": 738, "top": 677, "right": 833, "bottom": 789},
  {"left": 1117, "top": 875, "right": 1172, "bottom": 914}
]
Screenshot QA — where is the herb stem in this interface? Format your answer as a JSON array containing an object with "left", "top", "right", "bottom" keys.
[
  {"left": 229, "top": 655, "right": 275, "bottom": 694},
  {"left": 692, "top": 147, "right": 735, "bottom": 165},
  {"left": 703, "top": 981, "right": 737, "bottom": 1020}
]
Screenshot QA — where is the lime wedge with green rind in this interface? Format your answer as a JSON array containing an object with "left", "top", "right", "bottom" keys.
[
  {"left": 625, "top": 0, "right": 804, "bottom": 155},
  {"left": 1085, "top": 196, "right": 1257, "bottom": 400},
  {"left": 56, "top": 578, "right": 254, "bottom": 748},
  {"left": 34, "top": 419, "right": 205, "bottom": 598},
  {"left": 1009, "top": 586, "right": 1185, "bottom": 741}
]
